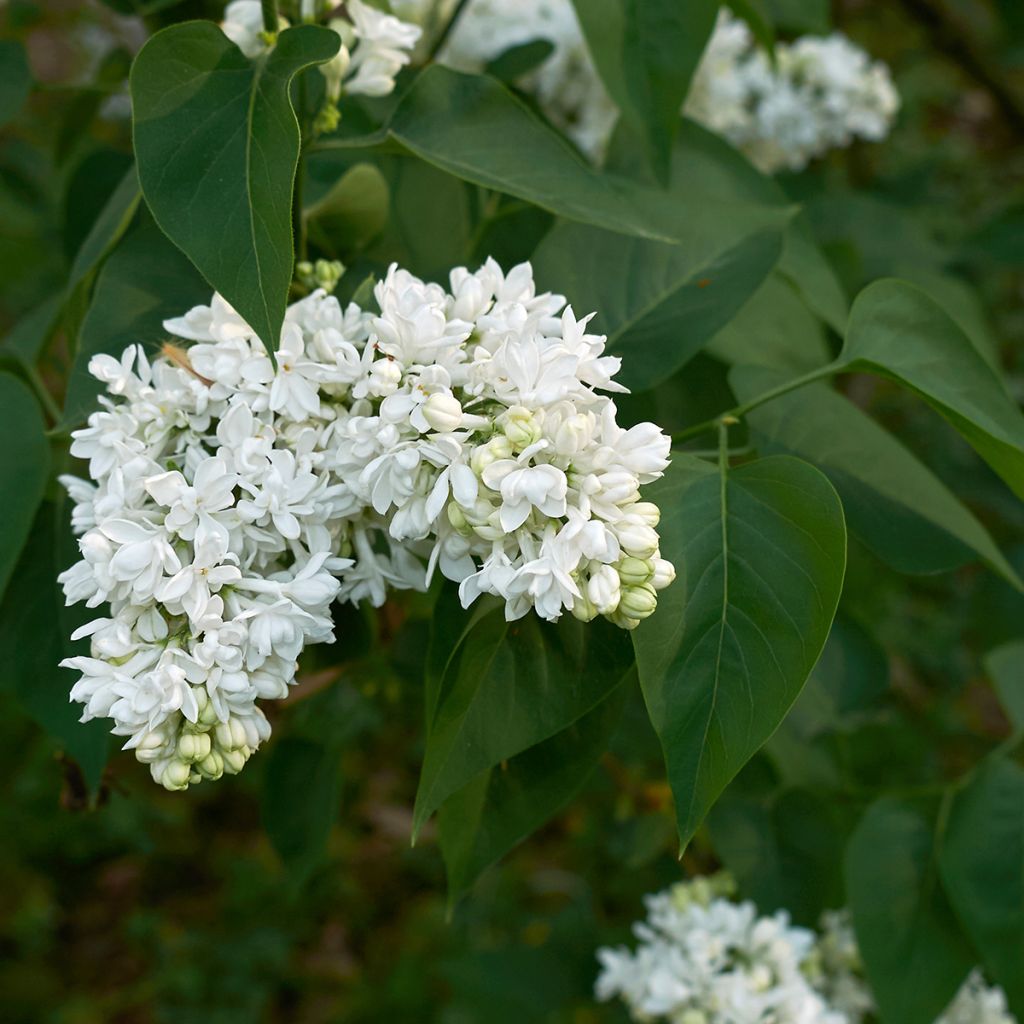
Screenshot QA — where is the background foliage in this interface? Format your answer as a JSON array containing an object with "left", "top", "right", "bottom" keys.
[{"left": 2, "top": 0, "right": 1024, "bottom": 1021}]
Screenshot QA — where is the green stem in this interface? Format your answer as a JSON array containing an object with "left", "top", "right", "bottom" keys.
[
  {"left": 671, "top": 361, "right": 841, "bottom": 444},
  {"left": 26, "top": 365, "right": 61, "bottom": 425},
  {"left": 260, "top": 0, "right": 279, "bottom": 34},
  {"left": 427, "top": 0, "right": 471, "bottom": 61}
]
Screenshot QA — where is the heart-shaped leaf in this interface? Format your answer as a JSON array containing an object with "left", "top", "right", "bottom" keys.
[
  {"left": 131, "top": 22, "right": 339, "bottom": 350},
  {"left": 634, "top": 453, "right": 847, "bottom": 848}
]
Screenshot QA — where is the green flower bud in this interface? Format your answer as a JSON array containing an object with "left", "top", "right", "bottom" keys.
[
  {"left": 617, "top": 556, "right": 654, "bottom": 586},
  {"left": 619, "top": 583, "right": 658, "bottom": 620},
  {"left": 501, "top": 406, "right": 541, "bottom": 449}
]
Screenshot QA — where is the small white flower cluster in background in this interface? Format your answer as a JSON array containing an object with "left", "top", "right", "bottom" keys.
[
  {"left": 59, "top": 260, "right": 673, "bottom": 790},
  {"left": 428, "top": 0, "right": 898, "bottom": 172},
  {"left": 685, "top": 13, "right": 900, "bottom": 173},
  {"left": 220, "top": 0, "right": 421, "bottom": 99},
  {"left": 596, "top": 874, "right": 846, "bottom": 1023},
  {"left": 597, "top": 881, "right": 1016, "bottom": 1024},
  {"left": 813, "top": 911, "right": 1016, "bottom": 1024}
]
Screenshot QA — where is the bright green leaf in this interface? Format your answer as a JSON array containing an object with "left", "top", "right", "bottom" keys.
[
  {"left": 839, "top": 279, "right": 1024, "bottom": 500},
  {"left": 940, "top": 757, "right": 1024, "bottom": 1015},
  {"left": 846, "top": 797, "right": 974, "bottom": 1024},
  {"left": 0, "top": 373, "right": 51, "bottom": 602},
  {"left": 570, "top": 0, "right": 720, "bottom": 180},
  {"left": 413, "top": 610, "right": 633, "bottom": 839},
  {"left": 131, "top": 22, "right": 340, "bottom": 350},
  {"left": 438, "top": 681, "right": 627, "bottom": 901},
  {"left": 732, "top": 365, "right": 1021, "bottom": 587},
  {"left": 634, "top": 454, "right": 847, "bottom": 848}
]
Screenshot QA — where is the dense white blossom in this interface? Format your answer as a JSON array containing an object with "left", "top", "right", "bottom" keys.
[
  {"left": 596, "top": 875, "right": 847, "bottom": 1023},
  {"left": 220, "top": 0, "right": 421, "bottom": 99},
  {"left": 60, "top": 260, "right": 673, "bottom": 789},
  {"left": 432, "top": 1, "right": 898, "bottom": 171}
]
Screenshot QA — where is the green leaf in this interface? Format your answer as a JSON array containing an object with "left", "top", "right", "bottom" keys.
[
  {"left": 634, "top": 454, "right": 847, "bottom": 848},
  {"left": 438, "top": 681, "right": 627, "bottom": 902},
  {"left": 940, "top": 758, "right": 1024, "bottom": 1015},
  {"left": 304, "top": 162, "right": 389, "bottom": 258},
  {"left": 262, "top": 737, "right": 341, "bottom": 871},
  {"left": 570, "top": 0, "right": 720, "bottom": 180},
  {"left": 0, "top": 40, "right": 32, "bottom": 127},
  {"left": 413, "top": 610, "right": 633, "bottom": 839},
  {"left": 484, "top": 39, "right": 556, "bottom": 83},
  {"left": 846, "top": 797, "right": 975, "bottom": 1024},
  {"left": 66, "top": 165, "right": 141, "bottom": 296},
  {"left": 839, "top": 279, "right": 1024, "bottom": 500},
  {"left": 706, "top": 273, "right": 830, "bottom": 371},
  {"left": 131, "top": 22, "right": 340, "bottom": 350},
  {"left": 388, "top": 67, "right": 789, "bottom": 244},
  {"left": 764, "top": 0, "right": 829, "bottom": 32},
  {"left": 708, "top": 788, "right": 846, "bottom": 926},
  {"left": 0, "top": 503, "right": 110, "bottom": 791},
  {"left": 731, "top": 365, "right": 1021, "bottom": 587},
  {"left": 0, "top": 373, "right": 51, "bottom": 602},
  {"left": 2, "top": 295, "right": 62, "bottom": 365},
  {"left": 985, "top": 642, "right": 1024, "bottom": 735},
  {"left": 664, "top": 120, "right": 849, "bottom": 333},
  {"left": 532, "top": 222, "right": 783, "bottom": 392},
  {"left": 62, "top": 220, "right": 210, "bottom": 426}
]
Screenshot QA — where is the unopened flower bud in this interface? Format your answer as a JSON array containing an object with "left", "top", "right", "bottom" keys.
[
  {"left": 571, "top": 593, "right": 598, "bottom": 622},
  {"left": 630, "top": 501, "right": 661, "bottom": 527},
  {"left": 652, "top": 557, "right": 676, "bottom": 590},
  {"left": 608, "top": 609, "right": 640, "bottom": 630},
  {"left": 367, "top": 357, "right": 402, "bottom": 397},
  {"left": 501, "top": 406, "right": 541, "bottom": 449},
  {"left": 198, "top": 750, "right": 224, "bottom": 780},
  {"left": 617, "top": 556, "right": 653, "bottom": 587},
  {"left": 619, "top": 583, "right": 657, "bottom": 620},
  {"left": 422, "top": 392, "right": 463, "bottom": 433},
  {"left": 470, "top": 436, "right": 513, "bottom": 475},
  {"left": 597, "top": 470, "right": 639, "bottom": 505},
  {"left": 616, "top": 521, "right": 659, "bottom": 559},
  {"left": 222, "top": 747, "right": 248, "bottom": 775},
  {"left": 680, "top": 1012, "right": 708, "bottom": 1024},
  {"left": 554, "top": 412, "right": 593, "bottom": 454},
  {"left": 161, "top": 760, "right": 191, "bottom": 790},
  {"left": 447, "top": 502, "right": 469, "bottom": 532},
  {"left": 587, "top": 565, "right": 621, "bottom": 615},
  {"left": 319, "top": 43, "right": 351, "bottom": 102}
]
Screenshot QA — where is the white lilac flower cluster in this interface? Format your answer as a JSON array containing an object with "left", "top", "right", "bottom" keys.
[
  {"left": 684, "top": 13, "right": 900, "bottom": 174},
  {"left": 596, "top": 875, "right": 847, "bottom": 1023},
  {"left": 59, "top": 260, "right": 673, "bottom": 790},
  {"left": 429, "top": 0, "right": 898, "bottom": 172},
  {"left": 597, "top": 883, "right": 1016, "bottom": 1024},
  {"left": 220, "top": 0, "right": 421, "bottom": 99},
  {"left": 813, "top": 911, "right": 1016, "bottom": 1024}
]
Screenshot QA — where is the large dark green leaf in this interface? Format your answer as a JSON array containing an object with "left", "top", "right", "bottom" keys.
[
  {"left": 532, "top": 221, "right": 783, "bottom": 392},
  {"left": 846, "top": 797, "right": 975, "bottom": 1024},
  {"left": 985, "top": 642, "right": 1024, "bottom": 735},
  {"left": 0, "top": 40, "right": 32, "bottom": 127},
  {"left": 62, "top": 221, "right": 210, "bottom": 425},
  {"left": 131, "top": 22, "right": 339, "bottom": 350},
  {"left": 634, "top": 454, "right": 846, "bottom": 848},
  {"left": 413, "top": 610, "right": 633, "bottom": 839},
  {"left": 839, "top": 280, "right": 1024, "bottom": 498},
  {"left": 388, "top": 67, "right": 787, "bottom": 245},
  {"left": 732, "top": 365, "right": 1020, "bottom": 586},
  {"left": 0, "top": 373, "right": 50, "bottom": 602},
  {"left": 0, "top": 504, "right": 110, "bottom": 791},
  {"left": 940, "top": 758, "right": 1024, "bottom": 1015},
  {"left": 569, "top": 0, "right": 719, "bottom": 180},
  {"left": 438, "top": 681, "right": 628, "bottom": 901}
]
